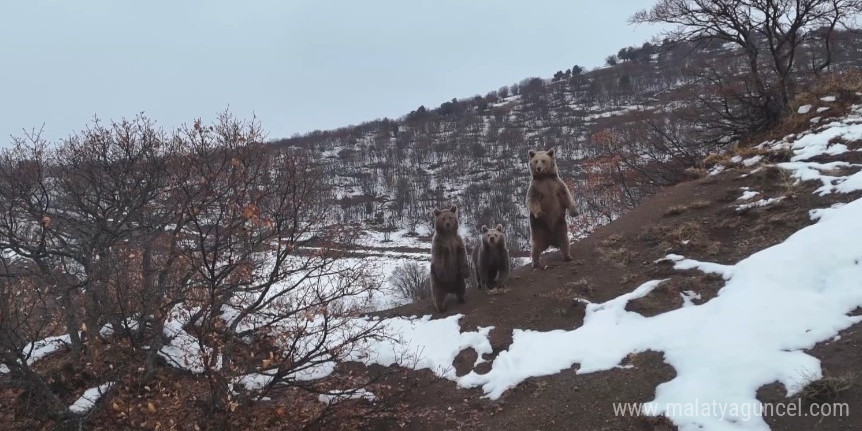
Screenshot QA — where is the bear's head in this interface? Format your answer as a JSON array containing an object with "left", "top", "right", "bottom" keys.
[
  {"left": 433, "top": 206, "right": 459, "bottom": 234},
  {"left": 528, "top": 149, "right": 557, "bottom": 177},
  {"left": 481, "top": 224, "right": 505, "bottom": 248}
]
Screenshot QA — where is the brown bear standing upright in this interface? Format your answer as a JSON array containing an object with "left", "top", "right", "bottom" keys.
[
  {"left": 429, "top": 206, "right": 470, "bottom": 312},
  {"left": 472, "top": 224, "right": 510, "bottom": 290},
  {"left": 525, "top": 149, "right": 578, "bottom": 269}
]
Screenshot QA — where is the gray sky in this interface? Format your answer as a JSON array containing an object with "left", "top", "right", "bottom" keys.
[{"left": 0, "top": 0, "right": 663, "bottom": 145}]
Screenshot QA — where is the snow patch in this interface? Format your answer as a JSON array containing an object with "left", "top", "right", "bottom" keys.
[
  {"left": 318, "top": 388, "right": 376, "bottom": 405},
  {"left": 27, "top": 335, "right": 71, "bottom": 364},
  {"left": 159, "top": 305, "right": 222, "bottom": 374},
  {"left": 680, "top": 291, "right": 701, "bottom": 307},
  {"left": 708, "top": 165, "right": 725, "bottom": 176},
  {"left": 232, "top": 314, "right": 494, "bottom": 388},
  {"left": 742, "top": 155, "right": 763, "bottom": 167},
  {"left": 233, "top": 372, "right": 276, "bottom": 391},
  {"left": 736, "top": 197, "right": 784, "bottom": 211},
  {"left": 69, "top": 382, "right": 115, "bottom": 414},
  {"left": 99, "top": 318, "right": 141, "bottom": 337},
  {"left": 737, "top": 190, "right": 760, "bottom": 201}
]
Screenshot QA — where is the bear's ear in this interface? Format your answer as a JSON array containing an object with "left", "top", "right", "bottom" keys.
[
  {"left": 450, "top": 205, "right": 457, "bottom": 213},
  {"left": 528, "top": 150, "right": 536, "bottom": 158},
  {"left": 433, "top": 208, "right": 441, "bottom": 216},
  {"left": 481, "top": 225, "right": 489, "bottom": 233},
  {"left": 495, "top": 224, "right": 504, "bottom": 232},
  {"left": 547, "top": 149, "right": 555, "bottom": 157}
]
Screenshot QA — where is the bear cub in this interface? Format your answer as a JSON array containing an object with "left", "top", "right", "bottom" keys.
[
  {"left": 525, "top": 149, "right": 578, "bottom": 269},
  {"left": 472, "top": 224, "right": 510, "bottom": 290},
  {"left": 429, "top": 206, "right": 470, "bottom": 312}
]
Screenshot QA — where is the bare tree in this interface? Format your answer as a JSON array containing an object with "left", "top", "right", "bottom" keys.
[
  {"left": 632, "top": 0, "right": 862, "bottom": 128},
  {"left": 0, "top": 113, "right": 388, "bottom": 428}
]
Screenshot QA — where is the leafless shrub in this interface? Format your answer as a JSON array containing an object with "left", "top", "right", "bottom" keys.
[{"left": 390, "top": 262, "right": 431, "bottom": 302}]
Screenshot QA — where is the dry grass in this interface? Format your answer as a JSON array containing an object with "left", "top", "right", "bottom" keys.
[
  {"left": 663, "top": 205, "right": 690, "bottom": 217},
  {"left": 750, "top": 165, "right": 788, "bottom": 183},
  {"left": 758, "top": 70, "right": 862, "bottom": 143},
  {"left": 544, "top": 278, "right": 592, "bottom": 301},
  {"left": 777, "top": 168, "right": 803, "bottom": 198},
  {"left": 721, "top": 70, "right": 862, "bottom": 151},
  {"left": 685, "top": 166, "right": 708, "bottom": 179},
  {"left": 619, "top": 273, "right": 639, "bottom": 285},
  {"left": 799, "top": 373, "right": 856, "bottom": 404},
  {"left": 599, "top": 246, "right": 637, "bottom": 266},
  {"left": 568, "top": 277, "right": 592, "bottom": 293},
  {"left": 792, "top": 70, "right": 862, "bottom": 111},
  {"left": 687, "top": 200, "right": 711, "bottom": 210},
  {"left": 638, "top": 225, "right": 665, "bottom": 245},
  {"left": 666, "top": 221, "right": 704, "bottom": 243},
  {"left": 601, "top": 233, "right": 624, "bottom": 247},
  {"left": 487, "top": 287, "right": 511, "bottom": 296},
  {"left": 656, "top": 221, "right": 723, "bottom": 257},
  {"left": 663, "top": 200, "right": 712, "bottom": 217},
  {"left": 703, "top": 152, "right": 731, "bottom": 166},
  {"left": 730, "top": 143, "right": 772, "bottom": 159}
]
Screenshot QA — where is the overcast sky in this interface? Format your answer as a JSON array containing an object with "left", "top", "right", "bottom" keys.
[{"left": 0, "top": 0, "right": 664, "bottom": 145}]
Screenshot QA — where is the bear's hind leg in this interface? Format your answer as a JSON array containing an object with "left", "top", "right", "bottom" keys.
[
  {"left": 431, "top": 279, "right": 447, "bottom": 312},
  {"left": 558, "top": 225, "right": 573, "bottom": 262},
  {"left": 475, "top": 267, "right": 486, "bottom": 290},
  {"left": 531, "top": 238, "right": 546, "bottom": 269}
]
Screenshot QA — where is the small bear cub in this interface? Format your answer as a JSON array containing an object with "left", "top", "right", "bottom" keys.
[
  {"left": 429, "top": 206, "right": 470, "bottom": 312},
  {"left": 471, "top": 224, "right": 510, "bottom": 290}
]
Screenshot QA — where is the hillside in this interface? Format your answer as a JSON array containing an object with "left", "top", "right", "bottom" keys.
[
  {"left": 272, "top": 31, "right": 862, "bottom": 258},
  {"left": 7, "top": 81, "right": 861, "bottom": 431},
  {"left": 6, "top": 19, "right": 862, "bottom": 431},
  {"left": 350, "top": 89, "right": 862, "bottom": 431}
]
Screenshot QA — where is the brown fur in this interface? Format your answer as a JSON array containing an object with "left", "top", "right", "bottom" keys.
[
  {"left": 429, "top": 206, "right": 470, "bottom": 312},
  {"left": 471, "top": 224, "right": 510, "bottom": 290},
  {"left": 525, "top": 149, "right": 578, "bottom": 268}
]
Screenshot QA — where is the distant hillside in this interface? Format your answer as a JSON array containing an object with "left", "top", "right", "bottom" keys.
[{"left": 272, "top": 31, "right": 862, "bottom": 251}]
